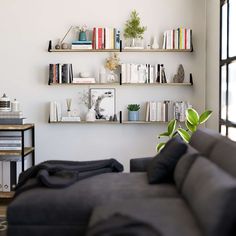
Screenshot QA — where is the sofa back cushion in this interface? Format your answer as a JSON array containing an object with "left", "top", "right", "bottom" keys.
[
  {"left": 209, "top": 136, "right": 236, "bottom": 178},
  {"left": 182, "top": 156, "right": 236, "bottom": 236},
  {"left": 189, "top": 128, "right": 221, "bottom": 157},
  {"left": 147, "top": 137, "right": 187, "bottom": 184},
  {"left": 174, "top": 145, "right": 198, "bottom": 191}
]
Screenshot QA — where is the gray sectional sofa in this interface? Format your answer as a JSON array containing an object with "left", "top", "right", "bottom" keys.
[{"left": 7, "top": 128, "right": 236, "bottom": 236}]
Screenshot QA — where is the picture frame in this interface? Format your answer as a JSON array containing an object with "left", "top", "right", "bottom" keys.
[{"left": 89, "top": 88, "right": 116, "bottom": 120}]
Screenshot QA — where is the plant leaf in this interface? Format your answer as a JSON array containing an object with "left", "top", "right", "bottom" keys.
[
  {"left": 185, "top": 120, "right": 197, "bottom": 133},
  {"left": 199, "top": 110, "right": 213, "bottom": 124},
  {"left": 177, "top": 128, "right": 191, "bottom": 143},
  {"left": 158, "top": 132, "right": 169, "bottom": 138},
  {"left": 186, "top": 108, "right": 199, "bottom": 126},
  {"left": 167, "top": 119, "right": 177, "bottom": 137},
  {"left": 156, "top": 142, "right": 165, "bottom": 152}
]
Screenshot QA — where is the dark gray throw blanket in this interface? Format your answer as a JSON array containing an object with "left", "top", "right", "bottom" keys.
[
  {"left": 15, "top": 159, "right": 123, "bottom": 196},
  {"left": 86, "top": 214, "right": 161, "bottom": 236}
]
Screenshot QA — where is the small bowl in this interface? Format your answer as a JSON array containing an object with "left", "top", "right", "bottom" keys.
[{"left": 79, "top": 72, "right": 91, "bottom": 78}]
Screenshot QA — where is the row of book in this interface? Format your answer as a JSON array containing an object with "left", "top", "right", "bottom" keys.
[
  {"left": 0, "top": 160, "right": 27, "bottom": 192},
  {"left": 48, "top": 64, "right": 73, "bottom": 84},
  {"left": 146, "top": 101, "right": 191, "bottom": 122},
  {"left": 0, "top": 136, "right": 22, "bottom": 150},
  {"left": 121, "top": 64, "right": 167, "bottom": 84},
  {"left": 0, "top": 111, "right": 23, "bottom": 118},
  {"left": 163, "top": 28, "right": 192, "bottom": 50},
  {"left": 92, "top": 28, "right": 120, "bottom": 50}
]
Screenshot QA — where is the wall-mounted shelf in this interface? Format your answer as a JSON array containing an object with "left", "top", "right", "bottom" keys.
[{"left": 0, "top": 191, "right": 15, "bottom": 199}]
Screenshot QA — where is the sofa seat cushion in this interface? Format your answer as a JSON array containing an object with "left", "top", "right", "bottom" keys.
[
  {"left": 8, "top": 173, "right": 180, "bottom": 226},
  {"left": 182, "top": 156, "right": 236, "bottom": 236},
  {"left": 88, "top": 198, "right": 202, "bottom": 236}
]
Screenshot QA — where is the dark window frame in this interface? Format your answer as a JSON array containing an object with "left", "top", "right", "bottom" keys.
[{"left": 219, "top": 0, "right": 236, "bottom": 136}]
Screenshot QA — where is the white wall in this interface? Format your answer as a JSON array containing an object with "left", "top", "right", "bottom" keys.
[
  {"left": 206, "top": 0, "right": 220, "bottom": 130},
  {"left": 0, "top": 0, "right": 206, "bottom": 171}
]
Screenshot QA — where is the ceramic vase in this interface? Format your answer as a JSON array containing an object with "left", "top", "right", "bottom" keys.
[
  {"left": 86, "top": 108, "right": 96, "bottom": 122},
  {"left": 128, "top": 111, "right": 139, "bottom": 121}
]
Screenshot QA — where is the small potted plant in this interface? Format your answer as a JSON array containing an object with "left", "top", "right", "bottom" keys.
[
  {"left": 78, "top": 25, "right": 87, "bottom": 41},
  {"left": 127, "top": 104, "right": 140, "bottom": 121},
  {"left": 124, "top": 10, "right": 147, "bottom": 48}
]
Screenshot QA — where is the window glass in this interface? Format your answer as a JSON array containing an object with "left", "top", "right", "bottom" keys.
[
  {"left": 221, "top": 125, "right": 227, "bottom": 136},
  {"left": 229, "top": 0, "right": 236, "bottom": 57},
  {"left": 228, "top": 62, "right": 236, "bottom": 122},
  {"left": 221, "top": 3, "right": 228, "bottom": 60},
  {"left": 221, "top": 65, "right": 227, "bottom": 120},
  {"left": 228, "top": 127, "right": 236, "bottom": 141}
]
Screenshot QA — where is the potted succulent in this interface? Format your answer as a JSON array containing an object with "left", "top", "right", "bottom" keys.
[
  {"left": 157, "top": 108, "right": 212, "bottom": 152},
  {"left": 127, "top": 104, "right": 140, "bottom": 121},
  {"left": 124, "top": 10, "right": 147, "bottom": 47}
]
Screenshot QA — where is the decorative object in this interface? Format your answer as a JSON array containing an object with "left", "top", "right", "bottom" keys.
[
  {"left": 55, "top": 44, "right": 61, "bottom": 49},
  {"left": 127, "top": 104, "right": 140, "bottom": 121},
  {"left": 56, "top": 26, "right": 73, "bottom": 50},
  {"left": 0, "top": 94, "right": 11, "bottom": 111},
  {"left": 173, "top": 64, "right": 185, "bottom": 83},
  {"left": 11, "top": 99, "right": 20, "bottom": 112},
  {"left": 105, "top": 53, "right": 120, "bottom": 82},
  {"left": 90, "top": 88, "right": 116, "bottom": 120},
  {"left": 99, "top": 67, "right": 107, "bottom": 83},
  {"left": 78, "top": 25, "right": 87, "bottom": 41},
  {"left": 61, "top": 43, "right": 69, "bottom": 49},
  {"left": 124, "top": 10, "right": 147, "bottom": 47},
  {"left": 151, "top": 36, "right": 159, "bottom": 49},
  {"left": 66, "top": 98, "right": 72, "bottom": 117},
  {"left": 113, "top": 114, "right": 118, "bottom": 122},
  {"left": 86, "top": 108, "right": 96, "bottom": 122},
  {"left": 156, "top": 108, "right": 213, "bottom": 152},
  {"left": 79, "top": 72, "right": 91, "bottom": 78}
]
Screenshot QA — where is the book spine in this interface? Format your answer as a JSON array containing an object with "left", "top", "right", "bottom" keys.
[
  {"left": 184, "top": 28, "right": 187, "bottom": 49},
  {"left": 98, "top": 28, "right": 103, "bottom": 49},
  {"left": 115, "top": 29, "right": 120, "bottom": 49},
  {"left": 149, "top": 101, "right": 157, "bottom": 121},
  {"left": 0, "top": 161, "right": 2, "bottom": 191},
  {"left": 2, "top": 161, "right": 11, "bottom": 192},
  {"left": 179, "top": 28, "right": 182, "bottom": 49},
  {"left": 92, "top": 27, "right": 96, "bottom": 49},
  {"left": 121, "top": 64, "right": 126, "bottom": 83}
]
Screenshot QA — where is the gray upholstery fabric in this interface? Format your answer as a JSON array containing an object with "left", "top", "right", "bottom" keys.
[
  {"left": 174, "top": 145, "right": 199, "bottom": 191},
  {"left": 89, "top": 198, "right": 202, "bottom": 236},
  {"left": 182, "top": 157, "right": 236, "bottom": 236},
  {"left": 209, "top": 136, "right": 236, "bottom": 178},
  {"left": 189, "top": 128, "right": 221, "bottom": 156},
  {"left": 130, "top": 157, "right": 152, "bottom": 172},
  {"left": 8, "top": 173, "right": 179, "bottom": 227}
]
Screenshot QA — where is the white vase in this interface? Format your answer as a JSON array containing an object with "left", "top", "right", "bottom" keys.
[
  {"left": 86, "top": 108, "right": 96, "bottom": 122},
  {"left": 151, "top": 37, "right": 159, "bottom": 49}
]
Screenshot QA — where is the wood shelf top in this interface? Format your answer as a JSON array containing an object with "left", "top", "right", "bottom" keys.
[
  {"left": 49, "top": 83, "right": 192, "bottom": 86},
  {"left": 49, "top": 49, "right": 192, "bottom": 53},
  {"left": 49, "top": 121, "right": 169, "bottom": 124},
  {"left": 0, "top": 191, "right": 15, "bottom": 199},
  {"left": 0, "top": 147, "right": 34, "bottom": 156},
  {"left": 0, "top": 124, "right": 34, "bottom": 131}
]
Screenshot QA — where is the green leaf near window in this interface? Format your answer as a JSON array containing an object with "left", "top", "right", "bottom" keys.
[
  {"left": 156, "top": 142, "right": 166, "bottom": 152},
  {"left": 177, "top": 128, "right": 191, "bottom": 143},
  {"left": 158, "top": 132, "right": 169, "bottom": 138},
  {"left": 185, "top": 120, "right": 197, "bottom": 133},
  {"left": 186, "top": 108, "right": 199, "bottom": 126},
  {"left": 167, "top": 119, "right": 177, "bottom": 137},
  {"left": 199, "top": 110, "right": 212, "bottom": 124}
]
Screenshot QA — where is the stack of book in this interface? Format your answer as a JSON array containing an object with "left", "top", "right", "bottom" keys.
[
  {"left": 92, "top": 28, "right": 120, "bottom": 49},
  {"left": 71, "top": 40, "right": 92, "bottom": 50},
  {"left": 146, "top": 101, "right": 190, "bottom": 122},
  {"left": 0, "top": 160, "right": 27, "bottom": 192},
  {"left": 0, "top": 111, "right": 24, "bottom": 124},
  {"left": 121, "top": 64, "right": 167, "bottom": 84},
  {"left": 162, "top": 28, "right": 192, "bottom": 50},
  {"left": 0, "top": 135, "right": 22, "bottom": 151},
  {"left": 48, "top": 64, "right": 73, "bottom": 84}
]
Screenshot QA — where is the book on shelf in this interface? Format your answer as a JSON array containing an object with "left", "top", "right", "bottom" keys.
[
  {"left": 0, "top": 136, "right": 22, "bottom": 150},
  {"left": 162, "top": 28, "right": 192, "bottom": 50},
  {"left": 49, "top": 64, "right": 73, "bottom": 84},
  {"left": 50, "top": 102, "right": 62, "bottom": 122},
  {"left": 72, "top": 40, "right": 92, "bottom": 45},
  {"left": 61, "top": 117, "right": 81, "bottom": 122},
  {"left": 92, "top": 27, "right": 120, "bottom": 50},
  {"left": 0, "top": 111, "right": 23, "bottom": 118},
  {"left": 146, "top": 101, "right": 191, "bottom": 122},
  {"left": 0, "top": 118, "right": 24, "bottom": 125},
  {"left": 121, "top": 63, "right": 167, "bottom": 84},
  {"left": 71, "top": 44, "right": 93, "bottom": 50},
  {"left": 72, "top": 78, "right": 96, "bottom": 84}
]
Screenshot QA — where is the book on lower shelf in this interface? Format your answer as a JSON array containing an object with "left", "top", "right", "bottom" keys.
[
  {"left": 146, "top": 101, "right": 191, "bottom": 122},
  {"left": 0, "top": 136, "right": 22, "bottom": 151},
  {"left": 48, "top": 64, "right": 73, "bottom": 84}
]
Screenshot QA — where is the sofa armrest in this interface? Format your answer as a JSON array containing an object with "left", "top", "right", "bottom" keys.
[{"left": 130, "top": 157, "right": 153, "bottom": 172}]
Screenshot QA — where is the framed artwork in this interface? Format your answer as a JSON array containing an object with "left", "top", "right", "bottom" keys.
[{"left": 89, "top": 88, "right": 116, "bottom": 120}]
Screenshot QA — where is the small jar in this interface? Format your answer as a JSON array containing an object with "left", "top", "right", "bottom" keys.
[
  {"left": 0, "top": 94, "right": 11, "bottom": 111},
  {"left": 11, "top": 99, "right": 20, "bottom": 112}
]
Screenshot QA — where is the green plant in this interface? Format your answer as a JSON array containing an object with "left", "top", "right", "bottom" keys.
[
  {"left": 156, "top": 108, "right": 212, "bottom": 152},
  {"left": 127, "top": 104, "right": 140, "bottom": 111},
  {"left": 124, "top": 10, "right": 147, "bottom": 39}
]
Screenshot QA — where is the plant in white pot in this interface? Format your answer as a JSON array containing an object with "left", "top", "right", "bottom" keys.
[
  {"left": 157, "top": 108, "right": 213, "bottom": 152},
  {"left": 127, "top": 104, "right": 140, "bottom": 121}
]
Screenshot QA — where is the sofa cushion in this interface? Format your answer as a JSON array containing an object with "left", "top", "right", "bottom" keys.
[
  {"left": 182, "top": 156, "right": 236, "bottom": 236},
  {"left": 209, "top": 136, "right": 236, "bottom": 178},
  {"left": 189, "top": 128, "right": 221, "bottom": 156},
  {"left": 8, "top": 173, "right": 180, "bottom": 227},
  {"left": 174, "top": 145, "right": 199, "bottom": 191},
  {"left": 147, "top": 137, "right": 187, "bottom": 184},
  {"left": 89, "top": 198, "right": 202, "bottom": 236}
]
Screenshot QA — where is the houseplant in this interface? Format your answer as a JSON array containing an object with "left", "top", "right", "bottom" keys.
[
  {"left": 124, "top": 10, "right": 147, "bottom": 47},
  {"left": 127, "top": 104, "right": 140, "bottom": 121},
  {"left": 157, "top": 108, "right": 212, "bottom": 152}
]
